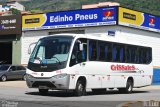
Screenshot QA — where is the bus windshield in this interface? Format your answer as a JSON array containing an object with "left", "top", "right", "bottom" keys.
[{"left": 27, "top": 36, "right": 73, "bottom": 72}]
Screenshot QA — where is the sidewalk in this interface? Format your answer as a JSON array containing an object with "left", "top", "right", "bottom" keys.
[
  {"left": 136, "top": 85, "right": 160, "bottom": 90},
  {"left": 0, "top": 81, "right": 27, "bottom": 88}
]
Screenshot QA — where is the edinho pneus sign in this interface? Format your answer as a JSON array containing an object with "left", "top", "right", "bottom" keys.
[{"left": 22, "top": 7, "right": 117, "bottom": 31}]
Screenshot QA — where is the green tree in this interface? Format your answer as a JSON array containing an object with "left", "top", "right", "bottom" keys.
[{"left": 9, "top": 8, "right": 21, "bottom": 15}]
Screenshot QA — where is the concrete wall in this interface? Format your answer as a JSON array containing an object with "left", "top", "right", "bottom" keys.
[{"left": 12, "top": 36, "right": 21, "bottom": 65}]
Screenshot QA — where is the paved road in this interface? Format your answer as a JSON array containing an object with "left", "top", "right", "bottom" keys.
[{"left": 0, "top": 81, "right": 160, "bottom": 107}]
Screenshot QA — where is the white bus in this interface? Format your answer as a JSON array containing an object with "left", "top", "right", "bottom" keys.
[{"left": 26, "top": 33, "right": 153, "bottom": 96}]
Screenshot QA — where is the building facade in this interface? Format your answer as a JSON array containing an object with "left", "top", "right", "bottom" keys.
[{"left": 21, "top": 7, "right": 160, "bottom": 84}]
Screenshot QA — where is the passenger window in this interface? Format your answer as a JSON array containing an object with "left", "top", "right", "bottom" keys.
[
  {"left": 139, "top": 47, "right": 152, "bottom": 64},
  {"left": 130, "top": 47, "right": 136, "bottom": 63},
  {"left": 112, "top": 44, "right": 125, "bottom": 62},
  {"left": 119, "top": 45, "right": 125, "bottom": 62},
  {"left": 134, "top": 47, "right": 139, "bottom": 63},
  {"left": 98, "top": 42, "right": 105, "bottom": 61},
  {"left": 106, "top": 43, "right": 112, "bottom": 61},
  {"left": 17, "top": 66, "right": 26, "bottom": 70},
  {"left": 146, "top": 48, "right": 152, "bottom": 64},
  {"left": 69, "top": 38, "right": 87, "bottom": 67},
  {"left": 139, "top": 48, "right": 145, "bottom": 64},
  {"left": 89, "top": 40, "right": 97, "bottom": 61},
  {"left": 126, "top": 46, "right": 132, "bottom": 63},
  {"left": 10, "top": 66, "right": 16, "bottom": 71}
]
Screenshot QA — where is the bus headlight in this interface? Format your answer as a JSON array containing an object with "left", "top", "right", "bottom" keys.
[
  {"left": 26, "top": 74, "right": 34, "bottom": 79},
  {"left": 53, "top": 73, "right": 68, "bottom": 79}
]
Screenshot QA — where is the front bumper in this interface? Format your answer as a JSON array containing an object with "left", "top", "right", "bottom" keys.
[{"left": 26, "top": 74, "right": 70, "bottom": 90}]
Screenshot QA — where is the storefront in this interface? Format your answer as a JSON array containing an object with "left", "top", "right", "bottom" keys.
[{"left": 0, "top": 15, "right": 22, "bottom": 64}]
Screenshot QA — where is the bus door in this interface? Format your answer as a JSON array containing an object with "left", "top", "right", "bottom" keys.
[{"left": 69, "top": 38, "right": 89, "bottom": 86}]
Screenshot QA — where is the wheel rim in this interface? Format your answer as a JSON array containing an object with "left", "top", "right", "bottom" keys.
[
  {"left": 78, "top": 83, "right": 83, "bottom": 93},
  {"left": 23, "top": 75, "right": 26, "bottom": 81},
  {"left": 2, "top": 76, "right": 6, "bottom": 81},
  {"left": 128, "top": 85, "right": 132, "bottom": 91},
  {"left": 128, "top": 82, "right": 132, "bottom": 92}
]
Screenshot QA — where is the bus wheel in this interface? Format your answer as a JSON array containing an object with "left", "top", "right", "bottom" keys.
[
  {"left": 118, "top": 79, "right": 133, "bottom": 94},
  {"left": 38, "top": 89, "right": 49, "bottom": 95},
  {"left": 74, "top": 81, "right": 85, "bottom": 96}
]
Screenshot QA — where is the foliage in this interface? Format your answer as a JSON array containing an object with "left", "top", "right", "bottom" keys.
[
  {"left": 30, "top": 9, "right": 43, "bottom": 13},
  {"left": 0, "top": 0, "right": 160, "bottom": 16},
  {"left": 9, "top": 8, "right": 21, "bottom": 15}
]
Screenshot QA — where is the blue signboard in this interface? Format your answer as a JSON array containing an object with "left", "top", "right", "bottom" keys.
[
  {"left": 23, "top": 7, "right": 160, "bottom": 33},
  {"left": 141, "top": 14, "right": 160, "bottom": 32},
  {"left": 22, "top": 7, "right": 117, "bottom": 31}
]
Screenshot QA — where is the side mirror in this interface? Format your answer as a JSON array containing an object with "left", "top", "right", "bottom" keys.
[
  {"left": 28, "top": 42, "right": 37, "bottom": 54},
  {"left": 28, "top": 48, "right": 31, "bottom": 55},
  {"left": 79, "top": 43, "right": 83, "bottom": 51},
  {"left": 9, "top": 69, "right": 12, "bottom": 72}
]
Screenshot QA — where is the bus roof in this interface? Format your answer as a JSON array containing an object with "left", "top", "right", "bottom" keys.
[{"left": 42, "top": 33, "right": 151, "bottom": 48}]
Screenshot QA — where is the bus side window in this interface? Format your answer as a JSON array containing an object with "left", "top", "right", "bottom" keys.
[
  {"left": 142, "top": 48, "right": 151, "bottom": 64},
  {"left": 126, "top": 46, "right": 131, "bottom": 63},
  {"left": 138, "top": 47, "right": 152, "bottom": 64},
  {"left": 112, "top": 44, "right": 117, "bottom": 62},
  {"left": 97, "top": 41, "right": 112, "bottom": 62},
  {"left": 120, "top": 46, "right": 125, "bottom": 62},
  {"left": 135, "top": 47, "right": 139, "bottom": 63},
  {"left": 112, "top": 44, "right": 125, "bottom": 62},
  {"left": 89, "top": 40, "right": 97, "bottom": 61},
  {"left": 131, "top": 47, "right": 136, "bottom": 63},
  {"left": 106, "top": 43, "right": 112, "bottom": 62},
  {"left": 139, "top": 48, "right": 144, "bottom": 64},
  {"left": 146, "top": 48, "right": 152, "bottom": 64},
  {"left": 98, "top": 42, "right": 105, "bottom": 61}
]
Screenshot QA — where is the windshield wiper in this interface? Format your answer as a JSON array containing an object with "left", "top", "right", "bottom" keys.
[{"left": 52, "top": 56, "right": 61, "bottom": 65}]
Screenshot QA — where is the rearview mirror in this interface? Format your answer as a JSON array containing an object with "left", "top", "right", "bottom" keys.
[
  {"left": 79, "top": 44, "right": 83, "bottom": 51},
  {"left": 9, "top": 69, "right": 12, "bottom": 72}
]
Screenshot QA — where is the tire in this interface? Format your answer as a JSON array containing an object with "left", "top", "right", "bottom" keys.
[
  {"left": 1, "top": 75, "right": 7, "bottom": 82},
  {"left": 118, "top": 79, "right": 133, "bottom": 94},
  {"left": 39, "top": 89, "right": 49, "bottom": 95},
  {"left": 23, "top": 74, "right": 27, "bottom": 81},
  {"left": 92, "top": 89, "right": 107, "bottom": 94},
  {"left": 74, "top": 81, "right": 85, "bottom": 96}
]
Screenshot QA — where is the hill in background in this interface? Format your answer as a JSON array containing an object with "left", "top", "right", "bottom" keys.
[{"left": 0, "top": 0, "right": 160, "bottom": 16}]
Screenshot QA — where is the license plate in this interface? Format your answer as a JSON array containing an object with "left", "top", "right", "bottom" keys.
[{"left": 39, "top": 86, "right": 48, "bottom": 89}]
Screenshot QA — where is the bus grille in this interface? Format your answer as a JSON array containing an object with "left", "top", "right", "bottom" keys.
[{"left": 32, "top": 81, "right": 56, "bottom": 88}]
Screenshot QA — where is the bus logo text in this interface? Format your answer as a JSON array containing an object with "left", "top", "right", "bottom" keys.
[{"left": 111, "top": 65, "right": 135, "bottom": 71}]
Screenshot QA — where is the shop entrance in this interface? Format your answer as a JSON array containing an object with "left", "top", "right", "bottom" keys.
[{"left": 0, "top": 42, "right": 12, "bottom": 64}]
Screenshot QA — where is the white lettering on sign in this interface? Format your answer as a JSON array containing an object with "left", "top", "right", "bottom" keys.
[
  {"left": 50, "top": 14, "right": 98, "bottom": 23},
  {"left": 50, "top": 15, "right": 73, "bottom": 22},
  {"left": 75, "top": 14, "right": 98, "bottom": 21},
  {"left": 1, "top": 19, "right": 16, "bottom": 24}
]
